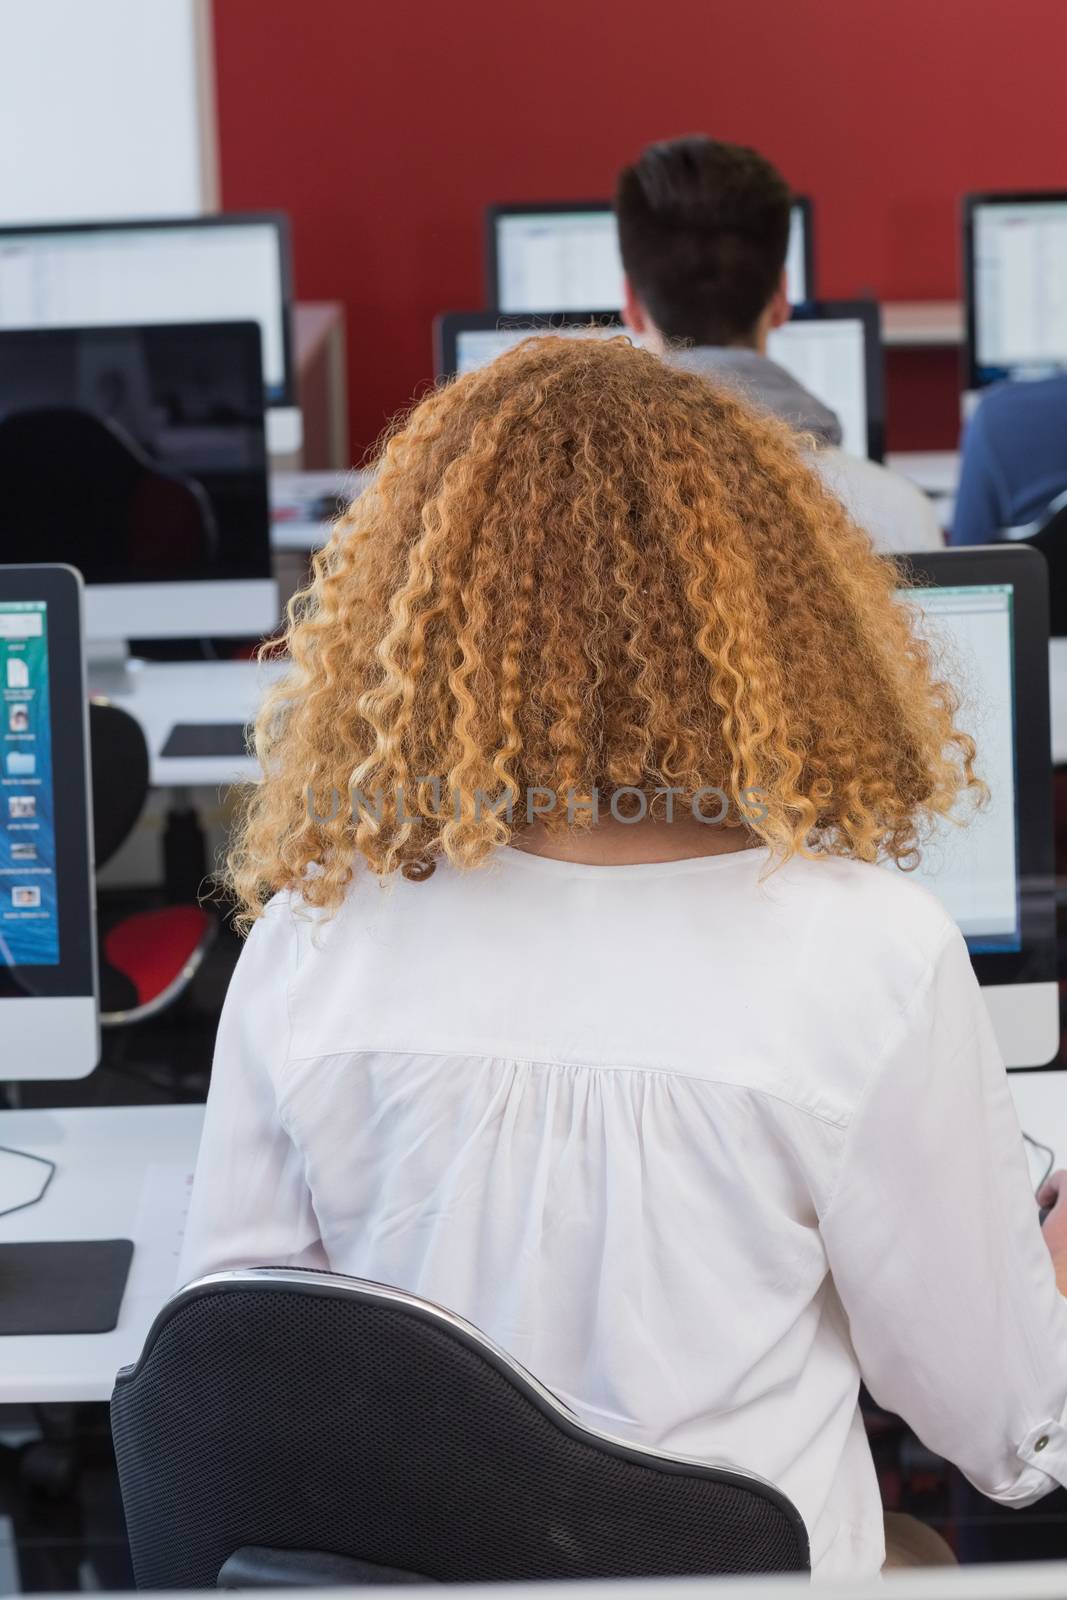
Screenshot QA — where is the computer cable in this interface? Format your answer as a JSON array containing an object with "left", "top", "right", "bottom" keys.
[
  {"left": 1023, "top": 1131, "right": 1055, "bottom": 1194},
  {"left": 0, "top": 1144, "right": 57, "bottom": 1221}
]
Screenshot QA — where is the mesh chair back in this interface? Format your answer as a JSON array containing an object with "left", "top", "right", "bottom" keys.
[
  {"left": 0, "top": 407, "right": 217, "bottom": 574},
  {"left": 111, "top": 1270, "right": 810, "bottom": 1589},
  {"left": 89, "top": 700, "right": 150, "bottom": 868}
]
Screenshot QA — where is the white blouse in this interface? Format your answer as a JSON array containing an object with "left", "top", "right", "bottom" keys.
[{"left": 179, "top": 846, "right": 1067, "bottom": 1579}]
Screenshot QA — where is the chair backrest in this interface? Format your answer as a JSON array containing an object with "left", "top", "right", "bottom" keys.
[
  {"left": 111, "top": 1270, "right": 810, "bottom": 1590},
  {"left": 0, "top": 406, "right": 217, "bottom": 574},
  {"left": 89, "top": 700, "right": 150, "bottom": 868},
  {"left": 1022, "top": 502, "right": 1067, "bottom": 636}
]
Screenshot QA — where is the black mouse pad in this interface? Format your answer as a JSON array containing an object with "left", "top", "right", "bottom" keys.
[
  {"left": 0, "top": 1240, "right": 134, "bottom": 1335},
  {"left": 161, "top": 722, "right": 248, "bottom": 758}
]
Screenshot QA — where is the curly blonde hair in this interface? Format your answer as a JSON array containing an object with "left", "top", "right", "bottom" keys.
[{"left": 228, "top": 333, "right": 980, "bottom": 927}]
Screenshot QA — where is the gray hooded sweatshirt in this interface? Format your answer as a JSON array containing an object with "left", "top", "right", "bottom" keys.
[
  {"left": 666, "top": 345, "right": 942, "bottom": 554},
  {"left": 670, "top": 346, "right": 843, "bottom": 447}
]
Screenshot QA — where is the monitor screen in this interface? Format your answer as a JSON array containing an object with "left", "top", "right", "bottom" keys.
[
  {"left": 892, "top": 582, "right": 1019, "bottom": 953},
  {"left": 0, "top": 322, "right": 271, "bottom": 588},
  {"left": 0, "top": 217, "right": 291, "bottom": 403},
  {"left": 766, "top": 315, "right": 868, "bottom": 459},
  {"left": 970, "top": 196, "right": 1067, "bottom": 385},
  {"left": 0, "top": 600, "right": 58, "bottom": 966},
  {"left": 492, "top": 201, "right": 810, "bottom": 313},
  {"left": 452, "top": 321, "right": 624, "bottom": 378}
]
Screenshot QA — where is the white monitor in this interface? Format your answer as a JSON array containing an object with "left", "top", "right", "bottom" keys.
[
  {"left": 0, "top": 322, "right": 277, "bottom": 645},
  {"left": 0, "top": 565, "right": 97, "bottom": 1078},
  {"left": 440, "top": 316, "right": 625, "bottom": 380},
  {"left": 965, "top": 192, "right": 1067, "bottom": 389},
  {"left": 435, "top": 303, "right": 884, "bottom": 462},
  {"left": 0, "top": 214, "right": 301, "bottom": 455},
  {"left": 488, "top": 200, "right": 813, "bottom": 313},
  {"left": 766, "top": 306, "right": 875, "bottom": 460},
  {"left": 894, "top": 549, "right": 1057, "bottom": 1069}
]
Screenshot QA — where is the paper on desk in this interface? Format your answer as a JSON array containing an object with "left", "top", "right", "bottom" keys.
[
  {"left": 270, "top": 469, "right": 367, "bottom": 524},
  {"left": 124, "top": 1163, "right": 195, "bottom": 1302}
]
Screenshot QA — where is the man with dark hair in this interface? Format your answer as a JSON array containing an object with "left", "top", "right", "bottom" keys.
[{"left": 616, "top": 136, "right": 941, "bottom": 553}]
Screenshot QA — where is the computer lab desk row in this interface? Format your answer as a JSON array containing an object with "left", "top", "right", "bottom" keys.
[
  {"left": 0, "top": 1071, "right": 1063, "bottom": 1406},
  {"left": 272, "top": 458, "right": 958, "bottom": 553},
  {"left": 106, "top": 639, "right": 1067, "bottom": 793}
]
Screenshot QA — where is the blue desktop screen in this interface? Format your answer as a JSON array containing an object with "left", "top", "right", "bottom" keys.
[{"left": 0, "top": 601, "right": 59, "bottom": 966}]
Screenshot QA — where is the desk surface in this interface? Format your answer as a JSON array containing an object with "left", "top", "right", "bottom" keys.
[
  {"left": 106, "top": 658, "right": 286, "bottom": 789},
  {"left": 1011, "top": 1070, "right": 1067, "bottom": 1187},
  {"left": 886, "top": 450, "right": 961, "bottom": 497},
  {"left": 270, "top": 468, "right": 372, "bottom": 551},
  {"left": 881, "top": 301, "right": 964, "bottom": 349},
  {"left": 0, "top": 1104, "right": 204, "bottom": 1405}
]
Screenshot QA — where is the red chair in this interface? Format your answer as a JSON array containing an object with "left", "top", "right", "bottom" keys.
[{"left": 90, "top": 700, "right": 215, "bottom": 1026}]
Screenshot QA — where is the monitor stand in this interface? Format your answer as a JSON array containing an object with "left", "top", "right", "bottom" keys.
[{"left": 86, "top": 637, "right": 136, "bottom": 698}]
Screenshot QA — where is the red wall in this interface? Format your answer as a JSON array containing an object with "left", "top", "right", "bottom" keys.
[{"left": 212, "top": 0, "right": 1067, "bottom": 460}]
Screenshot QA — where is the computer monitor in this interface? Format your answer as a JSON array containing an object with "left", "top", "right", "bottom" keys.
[
  {"left": 893, "top": 546, "right": 1056, "bottom": 1069},
  {"left": 487, "top": 198, "right": 814, "bottom": 313},
  {"left": 435, "top": 311, "right": 624, "bottom": 381},
  {"left": 0, "top": 214, "right": 300, "bottom": 454},
  {"left": 435, "top": 300, "right": 882, "bottom": 462},
  {"left": 965, "top": 191, "right": 1067, "bottom": 390},
  {"left": 0, "top": 322, "right": 276, "bottom": 643},
  {"left": 767, "top": 299, "right": 884, "bottom": 461},
  {"left": 0, "top": 563, "right": 97, "bottom": 1078}
]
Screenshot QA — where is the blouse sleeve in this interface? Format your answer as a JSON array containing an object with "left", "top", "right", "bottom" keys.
[
  {"left": 177, "top": 898, "right": 327, "bottom": 1286},
  {"left": 821, "top": 926, "right": 1067, "bottom": 1504}
]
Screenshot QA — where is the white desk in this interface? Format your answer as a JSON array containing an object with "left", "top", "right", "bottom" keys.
[
  {"left": 886, "top": 451, "right": 961, "bottom": 498},
  {"left": 100, "top": 658, "right": 286, "bottom": 789},
  {"left": 1013, "top": 1071, "right": 1067, "bottom": 1184},
  {"left": 0, "top": 1104, "right": 204, "bottom": 1405},
  {"left": 882, "top": 301, "right": 963, "bottom": 349},
  {"left": 270, "top": 468, "right": 372, "bottom": 552}
]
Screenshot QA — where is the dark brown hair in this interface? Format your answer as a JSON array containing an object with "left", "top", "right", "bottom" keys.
[{"left": 615, "top": 135, "right": 793, "bottom": 345}]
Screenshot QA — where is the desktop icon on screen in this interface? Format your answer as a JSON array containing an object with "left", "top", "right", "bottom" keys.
[
  {"left": 10, "top": 842, "right": 37, "bottom": 862},
  {"left": 11, "top": 885, "right": 41, "bottom": 910},
  {"left": 8, "top": 795, "right": 35, "bottom": 819},
  {"left": 7, "top": 703, "right": 29, "bottom": 733},
  {"left": 4, "top": 750, "right": 36, "bottom": 777},
  {"left": 5, "top": 657, "right": 29, "bottom": 689}
]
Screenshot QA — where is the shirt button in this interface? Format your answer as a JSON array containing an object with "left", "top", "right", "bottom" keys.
[{"left": 1035, "top": 1435, "right": 1050, "bottom": 1452}]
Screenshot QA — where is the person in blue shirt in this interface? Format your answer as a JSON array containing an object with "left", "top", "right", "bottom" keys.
[{"left": 951, "top": 375, "right": 1067, "bottom": 545}]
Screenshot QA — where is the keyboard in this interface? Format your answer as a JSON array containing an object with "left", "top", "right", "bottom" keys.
[{"left": 160, "top": 723, "right": 249, "bottom": 759}]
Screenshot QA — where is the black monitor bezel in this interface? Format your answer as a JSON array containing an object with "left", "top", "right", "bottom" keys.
[
  {"left": 0, "top": 319, "right": 273, "bottom": 586},
  {"left": 0, "top": 563, "right": 96, "bottom": 1002},
  {"left": 485, "top": 196, "right": 815, "bottom": 310},
  {"left": 784, "top": 297, "right": 885, "bottom": 462},
  {"left": 893, "top": 544, "right": 1055, "bottom": 995},
  {"left": 438, "top": 298, "right": 881, "bottom": 461},
  {"left": 0, "top": 212, "right": 296, "bottom": 408},
  {"left": 962, "top": 190, "right": 1067, "bottom": 391}
]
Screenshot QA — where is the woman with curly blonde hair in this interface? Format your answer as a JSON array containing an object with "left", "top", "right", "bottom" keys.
[{"left": 181, "top": 337, "right": 1067, "bottom": 1578}]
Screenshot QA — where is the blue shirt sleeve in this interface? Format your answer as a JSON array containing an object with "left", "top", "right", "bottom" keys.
[{"left": 950, "top": 401, "right": 1008, "bottom": 547}]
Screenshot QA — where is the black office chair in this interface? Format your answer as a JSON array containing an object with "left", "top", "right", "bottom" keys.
[
  {"left": 0, "top": 407, "right": 217, "bottom": 574},
  {"left": 111, "top": 1270, "right": 810, "bottom": 1589},
  {"left": 1021, "top": 498, "right": 1067, "bottom": 636},
  {"left": 89, "top": 700, "right": 215, "bottom": 1025}
]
